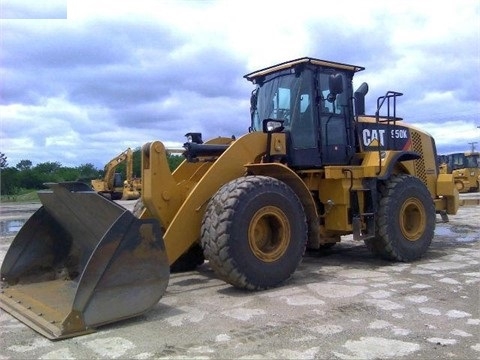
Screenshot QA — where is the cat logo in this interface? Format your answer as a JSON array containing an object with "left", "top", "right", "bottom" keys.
[{"left": 362, "top": 129, "right": 385, "bottom": 147}]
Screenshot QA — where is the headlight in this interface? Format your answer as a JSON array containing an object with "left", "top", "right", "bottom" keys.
[{"left": 262, "top": 119, "right": 284, "bottom": 133}]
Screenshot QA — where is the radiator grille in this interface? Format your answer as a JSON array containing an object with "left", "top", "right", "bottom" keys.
[{"left": 411, "top": 131, "right": 427, "bottom": 183}]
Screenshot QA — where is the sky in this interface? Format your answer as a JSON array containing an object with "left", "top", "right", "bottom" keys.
[{"left": 1, "top": 0, "right": 479, "bottom": 169}]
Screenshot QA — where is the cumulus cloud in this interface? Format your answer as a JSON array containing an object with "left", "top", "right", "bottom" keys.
[
  {"left": 0, "top": 0, "right": 479, "bottom": 167},
  {"left": 1, "top": 0, "right": 67, "bottom": 19}
]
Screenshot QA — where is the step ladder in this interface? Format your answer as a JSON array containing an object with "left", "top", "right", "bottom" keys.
[{"left": 350, "top": 186, "right": 376, "bottom": 240}]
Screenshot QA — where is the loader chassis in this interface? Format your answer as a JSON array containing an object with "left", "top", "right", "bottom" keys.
[{"left": 0, "top": 57, "right": 459, "bottom": 339}]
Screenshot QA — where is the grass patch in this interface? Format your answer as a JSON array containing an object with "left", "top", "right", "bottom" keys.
[{"left": 1, "top": 190, "right": 40, "bottom": 203}]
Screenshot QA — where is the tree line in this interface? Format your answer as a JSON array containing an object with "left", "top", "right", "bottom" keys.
[{"left": 0, "top": 149, "right": 184, "bottom": 196}]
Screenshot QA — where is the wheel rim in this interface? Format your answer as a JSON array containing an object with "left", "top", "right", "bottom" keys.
[
  {"left": 399, "top": 197, "right": 426, "bottom": 241},
  {"left": 455, "top": 181, "right": 464, "bottom": 191},
  {"left": 248, "top": 206, "right": 290, "bottom": 262}
]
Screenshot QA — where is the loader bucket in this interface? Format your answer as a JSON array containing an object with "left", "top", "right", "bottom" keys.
[{"left": 0, "top": 182, "right": 169, "bottom": 339}]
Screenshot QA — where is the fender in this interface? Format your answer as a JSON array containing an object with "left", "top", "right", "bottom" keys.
[
  {"left": 378, "top": 151, "right": 420, "bottom": 180},
  {"left": 245, "top": 162, "right": 320, "bottom": 248}
]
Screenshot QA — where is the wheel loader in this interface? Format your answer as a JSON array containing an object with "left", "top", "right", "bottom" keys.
[
  {"left": 438, "top": 151, "right": 480, "bottom": 192},
  {"left": 0, "top": 57, "right": 459, "bottom": 339}
]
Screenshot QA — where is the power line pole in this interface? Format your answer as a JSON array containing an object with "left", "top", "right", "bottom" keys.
[{"left": 468, "top": 141, "right": 478, "bottom": 152}]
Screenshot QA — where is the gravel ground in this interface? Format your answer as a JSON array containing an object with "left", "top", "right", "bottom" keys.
[{"left": 0, "top": 197, "right": 479, "bottom": 360}]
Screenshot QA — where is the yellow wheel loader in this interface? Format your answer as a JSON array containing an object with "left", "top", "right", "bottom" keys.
[
  {"left": 0, "top": 57, "right": 459, "bottom": 339},
  {"left": 438, "top": 152, "right": 480, "bottom": 193}
]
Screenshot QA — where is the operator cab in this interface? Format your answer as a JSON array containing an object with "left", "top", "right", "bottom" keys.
[{"left": 245, "top": 57, "right": 364, "bottom": 168}]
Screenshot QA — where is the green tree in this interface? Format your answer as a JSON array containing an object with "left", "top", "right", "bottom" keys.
[
  {"left": 34, "top": 161, "right": 62, "bottom": 174},
  {"left": 16, "top": 168, "right": 44, "bottom": 189},
  {"left": 0, "top": 167, "right": 19, "bottom": 194},
  {"left": 56, "top": 166, "right": 81, "bottom": 182},
  {"left": 0, "top": 152, "right": 8, "bottom": 168},
  {"left": 16, "top": 159, "right": 32, "bottom": 171},
  {"left": 132, "top": 147, "right": 141, "bottom": 178},
  {"left": 34, "top": 162, "right": 62, "bottom": 184},
  {"left": 167, "top": 154, "right": 184, "bottom": 171},
  {"left": 76, "top": 163, "right": 101, "bottom": 181},
  {"left": 0, "top": 150, "right": 185, "bottom": 196}
]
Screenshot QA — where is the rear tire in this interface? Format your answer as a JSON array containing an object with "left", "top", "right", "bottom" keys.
[
  {"left": 366, "top": 174, "right": 435, "bottom": 261},
  {"left": 201, "top": 176, "right": 307, "bottom": 290}
]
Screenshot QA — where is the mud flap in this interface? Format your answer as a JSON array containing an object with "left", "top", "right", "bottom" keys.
[{"left": 0, "top": 182, "right": 170, "bottom": 339}]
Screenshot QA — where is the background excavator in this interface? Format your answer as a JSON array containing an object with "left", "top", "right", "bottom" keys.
[
  {"left": 90, "top": 147, "right": 142, "bottom": 200},
  {"left": 0, "top": 57, "right": 459, "bottom": 339}
]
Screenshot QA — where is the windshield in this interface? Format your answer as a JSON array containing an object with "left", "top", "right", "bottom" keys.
[
  {"left": 250, "top": 70, "right": 312, "bottom": 132},
  {"left": 450, "top": 153, "right": 467, "bottom": 170},
  {"left": 466, "top": 154, "right": 479, "bottom": 168}
]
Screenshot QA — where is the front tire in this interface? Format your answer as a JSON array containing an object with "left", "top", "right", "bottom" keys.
[
  {"left": 201, "top": 176, "right": 307, "bottom": 290},
  {"left": 367, "top": 174, "right": 435, "bottom": 262}
]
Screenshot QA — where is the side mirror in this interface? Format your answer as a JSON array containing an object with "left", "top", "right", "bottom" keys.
[{"left": 328, "top": 74, "right": 344, "bottom": 102}]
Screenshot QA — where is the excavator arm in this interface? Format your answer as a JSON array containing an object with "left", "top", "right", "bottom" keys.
[{"left": 103, "top": 148, "right": 132, "bottom": 190}]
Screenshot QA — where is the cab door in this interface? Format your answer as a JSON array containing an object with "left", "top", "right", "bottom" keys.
[
  {"left": 318, "top": 72, "right": 355, "bottom": 165},
  {"left": 286, "top": 73, "right": 322, "bottom": 168}
]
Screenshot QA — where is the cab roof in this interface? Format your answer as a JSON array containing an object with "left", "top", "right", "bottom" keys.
[{"left": 244, "top": 57, "right": 365, "bottom": 83}]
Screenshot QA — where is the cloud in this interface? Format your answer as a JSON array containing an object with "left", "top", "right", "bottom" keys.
[
  {"left": 1, "top": 0, "right": 67, "bottom": 19},
  {"left": 1, "top": 0, "right": 479, "bottom": 168}
]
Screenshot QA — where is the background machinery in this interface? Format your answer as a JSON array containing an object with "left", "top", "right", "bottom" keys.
[
  {"left": 438, "top": 151, "right": 480, "bottom": 193},
  {"left": 0, "top": 57, "right": 459, "bottom": 339},
  {"left": 91, "top": 147, "right": 142, "bottom": 200}
]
